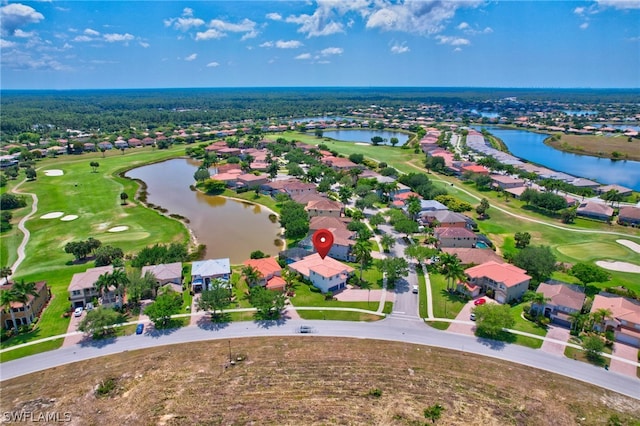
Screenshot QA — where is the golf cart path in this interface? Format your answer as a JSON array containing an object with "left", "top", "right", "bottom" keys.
[{"left": 3, "top": 177, "right": 38, "bottom": 282}]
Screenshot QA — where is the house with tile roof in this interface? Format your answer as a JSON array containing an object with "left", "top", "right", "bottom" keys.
[
  {"left": 1, "top": 281, "right": 50, "bottom": 330},
  {"left": 434, "top": 227, "right": 478, "bottom": 248},
  {"left": 68, "top": 265, "right": 119, "bottom": 308},
  {"left": 191, "top": 259, "right": 231, "bottom": 293},
  {"left": 243, "top": 257, "right": 286, "bottom": 292},
  {"left": 576, "top": 202, "right": 614, "bottom": 221},
  {"left": 441, "top": 248, "right": 505, "bottom": 266},
  {"left": 288, "top": 253, "right": 354, "bottom": 293},
  {"left": 534, "top": 281, "right": 586, "bottom": 327},
  {"left": 305, "top": 199, "right": 343, "bottom": 218},
  {"left": 618, "top": 206, "right": 640, "bottom": 226},
  {"left": 463, "top": 261, "right": 531, "bottom": 303},
  {"left": 591, "top": 293, "right": 640, "bottom": 347},
  {"left": 490, "top": 174, "right": 526, "bottom": 189},
  {"left": 141, "top": 262, "right": 183, "bottom": 294}
]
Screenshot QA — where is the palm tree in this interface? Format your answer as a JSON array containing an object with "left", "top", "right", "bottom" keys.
[
  {"left": 380, "top": 234, "right": 396, "bottom": 253},
  {"left": 349, "top": 168, "right": 362, "bottom": 186},
  {"left": 590, "top": 308, "right": 613, "bottom": 332},
  {"left": 0, "top": 267, "right": 12, "bottom": 280},
  {"left": 0, "top": 289, "right": 19, "bottom": 332},
  {"left": 352, "top": 241, "right": 373, "bottom": 281},
  {"left": 523, "top": 291, "right": 550, "bottom": 316},
  {"left": 569, "top": 310, "right": 586, "bottom": 333},
  {"left": 443, "top": 260, "right": 466, "bottom": 293},
  {"left": 407, "top": 195, "right": 422, "bottom": 220},
  {"left": 242, "top": 265, "right": 262, "bottom": 287}
]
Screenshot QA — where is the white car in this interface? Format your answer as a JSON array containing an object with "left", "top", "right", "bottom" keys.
[
  {"left": 412, "top": 285, "right": 419, "bottom": 294},
  {"left": 73, "top": 307, "right": 83, "bottom": 317}
]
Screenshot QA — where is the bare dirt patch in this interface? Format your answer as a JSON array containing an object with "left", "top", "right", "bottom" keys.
[
  {"left": 596, "top": 260, "right": 640, "bottom": 273},
  {"left": 40, "top": 212, "right": 64, "bottom": 219},
  {"left": 617, "top": 239, "right": 640, "bottom": 254},
  {"left": 1, "top": 338, "right": 637, "bottom": 425}
]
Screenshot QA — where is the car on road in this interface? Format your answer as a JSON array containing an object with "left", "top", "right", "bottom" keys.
[
  {"left": 298, "top": 325, "right": 313, "bottom": 333},
  {"left": 136, "top": 323, "right": 144, "bottom": 335},
  {"left": 73, "top": 307, "right": 83, "bottom": 317},
  {"left": 474, "top": 298, "right": 486, "bottom": 306},
  {"left": 470, "top": 313, "right": 477, "bottom": 321},
  {"left": 412, "top": 285, "right": 419, "bottom": 294}
]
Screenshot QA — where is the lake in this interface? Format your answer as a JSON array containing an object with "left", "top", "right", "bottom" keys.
[
  {"left": 125, "top": 158, "right": 283, "bottom": 264},
  {"left": 478, "top": 126, "right": 640, "bottom": 191},
  {"left": 321, "top": 129, "right": 410, "bottom": 146}
]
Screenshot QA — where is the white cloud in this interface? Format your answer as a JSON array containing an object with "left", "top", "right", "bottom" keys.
[
  {"left": 596, "top": 0, "right": 640, "bottom": 9},
  {"left": 483, "top": 27, "right": 493, "bottom": 34},
  {"left": 1, "top": 39, "right": 17, "bottom": 48},
  {"left": 14, "top": 29, "right": 35, "bottom": 38},
  {"left": 275, "top": 39, "right": 303, "bottom": 49},
  {"left": 164, "top": 8, "right": 205, "bottom": 31},
  {"left": 390, "top": 42, "right": 410, "bottom": 54},
  {"left": 295, "top": 53, "right": 312, "bottom": 60},
  {"left": 320, "top": 46, "right": 343, "bottom": 56},
  {"left": 0, "top": 3, "right": 44, "bottom": 36},
  {"left": 574, "top": 6, "right": 586, "bottom": 15},
  {"left": 580, "top": 22, "right": 589, "bottom": 29},
  {"left": 195, "top": 29, "right": 225, "bottom": 40},
  {"left": 84, "top": 28, "right": 100, "bottom": 36},
  {"left": 72, "top": 35, "right": 92, "bottom": 42},
  {"left": 139, "top": 41, "right": 150, "bottom": 48},
  {"left": 260, "top": 41, "right": 274, "bottom": 48},
  {"left": 183, "top": 7, "right": 195, "bottom": 17},
  {"left": 209, "top": 18, "right": 255, "bottom": 33},
  {"left": 266, "top": 12, "right": 282, "bottom": 21},
  {"left": 103, "top": 33, "right": 134, "bottom": 43},
  {"left": 457, "top": 22, "right": 469, "bottom": 30},
  {"left": 454, "top": 47, "right": 462, "bottom": 52},
  {"left": 436, "top": 35, "right": 470, "bottom": 46},
  {"left": 185, "top": 53, "right": 197, "bottom": 61},
  {"left": 206, "top": 61, "right": 220, "bottom": 67}
]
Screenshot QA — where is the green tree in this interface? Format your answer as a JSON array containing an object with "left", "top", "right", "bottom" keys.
[
  {"left": 94, "top": 245, "right": 124, "bottom": 267},
  {"left": 338, "top": 185, "right": 353, "bottom": 204},
  {"left": 78, "top": 307, "right": 122, "bottom": 337},
  {"left": 202, "top": 179, "right": 226, "bottom": 194},
  {"left": 523, "top": 290, "right": 550, "bottom": 315},
  {"left": 119, "top": 192, "right": 129, "bottom": 205},
  {"left": 380, "top": 234, "right": 396, "bottom": 253},
  {"left": 407, "top": 195, "right": 422, "bottom": 220},
  {"left": 250, "top": 250, "right": 267, "bottom": 259},
  {"left": 561, "top": 208, "right": 577, "bottom": 224},
  {"left": 242, "top": 265, "right": 262, "bottom": 287},
  {"left": 194, "top": 167, "right": 210, "bottom": 182},
  {"left": 0, "top": 267, "right": 12, "bottom": 279},
  {"left": 476, "top": 198, "right": 490, "bottom": 219},
  {"left": 376, "top": 257, "right": 409, "bottom": 288},
  {"left": 404, "top": 244, "right": 436, "bottom": 265},
  {"left": 125, "top": 269, "right": 157, "bottom": 305},
  {"left": 424, "top": 403, "right": 445, "bottom": 424},
  {"left": 0, "top": 289, "right": 19, "bottom": 332},
  {"left": 0, "top": 193, "right": 27, "bottom": 210},
  {"left": 473, "top": 304, "right": 515, "bottom": 338},
  {"left": 90, "top": 161, "right": 100, "bottom": 173},
  {"left": 352, "top": 240, "right": 373, "bottom": 281},
  {"left": 198, "top": 279, "right": 232, "bottom": 319},
  {"left": 25, "top": 167, "right": 36, "bottom": 180},
  {"left": 570, "top": 262, "right": 610, "bottom": 285},
  {"left": 389, "top": 137, "right": 399, "bottom": 147},
  {"left": 512, "top": 245, "right": 556, "bottom": 283},
  {"left": 279, "top": 201, "right": 309, "bottom": 239},
  {"left": 371, "top": 136, "right": 384, "bottom": 146},
  {"left": 514, "top": 232, "right": 531, "bottom": 249},
  {"left": 394, "top": 218, "right": 418, "bottom": 238},
  {"left": 249, "top": 286, "right": 285, "bottom": 320},
  {"left": 368, "top": 212, "right": 385, "bottom": 230},
  {"left": 144, "top": 289, "right": 183, "bottom": 328},
  {"left": 582, "top": 335, "right": 605, "bottom": 362}
]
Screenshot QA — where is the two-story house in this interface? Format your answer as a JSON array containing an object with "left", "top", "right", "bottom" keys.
[
  {"left": 591, "top": 293, "right": 640, "bottom": 348},
  {"left": 68, "top": 265, "right": 115, "bottom": 308},
  {"left": 141, "top": 262, "right": 183, "bottom": 294},
  {"left": 1, "top": 281, "right": 50, "bottom": 329},
  {"left": 191, "top": 258, "right": 231, "bottom": 293},
  {"left": 463, "top": 261, "right": 531, "bottom": 303},
  {"left": 534, "top": 281, "right": 586, "bottom": 327},
  {"left": 243, "top": 257, "right": 285, "bottom": 292},
  {"left": 288, "top": 254, "right": 354, "bottom": 293}
]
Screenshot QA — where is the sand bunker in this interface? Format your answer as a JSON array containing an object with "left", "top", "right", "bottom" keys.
[
  {"left": 108, "top": 226, "right": 129, "bottom": 232},
  {"left": 41, "top": 212, "right": 64, "bottom": 219},
  {"left": 354, "top": 143, "right": 370, "bottom": 146},
  {"left": 43, "top": 170, "right": 64, "bottom": 176},
  {"left": 60, "top": 215, "right": 78, "bottom": 221},
  {"left": 596, "top": 260, "right": 640, "bottom": 274},
  {"left": 617, "top": 239, "right": 640, "bottom": 254}
]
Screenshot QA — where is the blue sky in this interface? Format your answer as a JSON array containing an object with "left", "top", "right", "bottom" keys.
[{"left": 1, "top": 0, "right": 639, "bottom": 89}]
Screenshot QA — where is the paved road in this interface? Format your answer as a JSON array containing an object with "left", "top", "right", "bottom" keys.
[{"left": 1, "top": 317, "right": 638, "bottom": 400}]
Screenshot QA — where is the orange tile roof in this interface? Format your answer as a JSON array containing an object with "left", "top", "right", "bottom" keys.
[
  {"left": 289, "top": 253, "right": 354, "bottom": 279},
  {"left": 243, "top": 257, "right": 282, "bottom": 278},
  {"left": 266, "top": 276, "right": 286, "bottom": 291},
  {"left": 464, "top": 261, "right": 530, "bottom": 287},
  {"left": 592, "top": 294, "right": 640, "bottom": 325}
]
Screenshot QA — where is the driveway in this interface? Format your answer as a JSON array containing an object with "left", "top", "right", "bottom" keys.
[
  {"left": 540, "top": 325, "right": 570, "bottom": 356},
  {"left": 610, "top": 343, "right": 639, "bottom": 377},
  {"left": 61, "top": 311, "right": 85, "bottom": 347},
  {"left": 447, "top": 299, "right": 477, "bottom": 337}
]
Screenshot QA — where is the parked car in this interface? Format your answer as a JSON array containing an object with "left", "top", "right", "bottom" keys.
[
  {"left": 136, "top": 324, "right": 144, "bottom": 335},
  {"left": 85, "top": 302, "right": 94, "bottom": 311},
  {"left": 470, "top": 313, "right": 476, "bottom": 321},
  {"left": 73, "top": 307, "right": 83, "bottom": 317},
  {"left": 412, "top": 285, "right": 419, "bottom": 294},
  {"left": 474, "top": 298, "right": 486, "bottom": 306},
  {"left": 298, "top": 325, "right": 313, "bottom": 334}
]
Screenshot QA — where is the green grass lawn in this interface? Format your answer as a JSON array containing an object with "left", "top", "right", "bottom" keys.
[
  {"left": 509, "top": 303, "right": 547, "bottom": 349},
  {"left": 429, "top": 272, "right": 467, "bottom": 323},
  {"left": 290, "top": 281, "right": 379, "bottom": 311},
  {"left": 296, "top": 309, "right": 383, "bottom": 321},
  {"left": 345, "top": 261, "right": 384, "bottom": 289},
  {"left": 222, "top": 189, "right": 281, "bottom": 214}
]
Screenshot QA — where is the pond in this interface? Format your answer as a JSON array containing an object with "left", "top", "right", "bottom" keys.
[
  {"left": 476, "top": 126, "right": 640, "bottom": 191},
  {"left": 321, "top": 129, "right": 410, "bottom": 146},
  {"left": 125, "top": 158, "right": 283, "bottom": 264}
]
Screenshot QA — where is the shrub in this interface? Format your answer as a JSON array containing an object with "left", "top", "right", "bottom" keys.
[
  {"left": 95, "top": 378, "right": 118, "bottom": 397},
  {"left": 368, "top": 388, "right": 382, "bottom": 397}
]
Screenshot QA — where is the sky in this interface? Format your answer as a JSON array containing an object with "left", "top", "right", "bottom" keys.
[{"left": 1, "top": 0, "right": 639, "bottom": 90}]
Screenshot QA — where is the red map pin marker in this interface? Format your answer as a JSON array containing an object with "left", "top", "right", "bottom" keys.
[{"left": 312, "top": 229, "right": 334, "bottom": 259}]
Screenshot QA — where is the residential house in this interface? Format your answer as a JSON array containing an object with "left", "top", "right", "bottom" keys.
[
  {"left": 441, "top": 248, "right": 505, "bottom": 266},
  {"left": 141, "top": 262, "right": 183, "bottom": 294},
  {"left": 114, "top": 140, "right": 128, "bottom": 150},
  {"left": 237, "top": 173, "right": 268, "bottom": 189},
  {"left": 1, "top": 281, "right": 50, "bottom": 329},
  {"left": 576, "top": 202, "right": 614, "bottom": 221},
  {"left": 618, "top": 206, "right": 640, "bottom": 226},
  {"left": 291, "top": 192, "right": 328, "bottom": 205},
  {"left": 434, "top": 227, "right": 478, "bottom": 248},
  {"left": 420, "top": 210, "right": 471, "bottom": 229},
  {"left": 243, "top": 257, "right": 286, "bottom": 291},
  {"left": 463, "top": 261, "right": 531, "bottom": 303},
  {"left": 127, "top": 138, "right": 142, "bottom": 147},
  {"left": 288, "top": 254, "right": 355, "bottom": 293},
  {"left": 68, "top": 265, "right": 118, "bottom": 308},
  {"left": 322, "top": 156, "right": 360, "bottom": 170},
  {"left": 460, "top": 164, "right": 490, "bottom": 176},
  {"left": 490, "top": 174, "right": 526, "bottom": 189},
  {"left": 597, "top": 184, "right": 633, "bottom": 197},
  {"left": 279, "top": 247, "right": 314, "bottom": 264},
  {"left": 305, "top": 199, "right": 343, "bottom": 218},
  {"left": 217, "top": 147, "right": 242, "bottom": 157},
  {"left": 301, "top": 221, "right": 356, "bottom": 261},
  {"left": 591, "top": 293, "right": 640, "bottom": 347},
  {"left": 191, "top": 258, "right": 231, "bottom": 292},
  {"left": 261, "top": 179, "right": 317, "bottom": 198},
  {"left": 534, "top": 281, "right": 586, "bottom": 327},
  {"left": 571, "top": 178, "right": 600, "bottom": 190}
]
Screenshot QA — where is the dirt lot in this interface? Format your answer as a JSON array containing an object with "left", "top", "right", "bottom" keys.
[
  {"left": 546, "top": 133, "right": 640, "bottom": 161},
  {"left": 1, "top": 337, "right": 639, "bottom": 425}
]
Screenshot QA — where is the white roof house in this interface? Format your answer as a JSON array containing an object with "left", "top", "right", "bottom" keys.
[{"left": 190, "top": 258, "right": 231, "bottom": 292}]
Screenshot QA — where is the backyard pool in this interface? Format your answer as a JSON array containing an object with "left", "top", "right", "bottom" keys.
[{"left": 475, "top": 241, "right": 490, "bottom": 249}]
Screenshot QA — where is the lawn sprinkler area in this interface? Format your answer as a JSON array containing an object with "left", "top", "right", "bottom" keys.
[{"left": 40, "top": 212, "right": 65, "bottom": 219}]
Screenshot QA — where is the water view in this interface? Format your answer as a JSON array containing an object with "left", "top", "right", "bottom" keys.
[
  {"left": 478, "top": 126, "right": 640, "bottom": 191},
  {"left": 321, "top": 129, "right": 410, "bottom": 145},
  {"left": 125, "top": 158, "right": 283, "bottom": 263}
]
